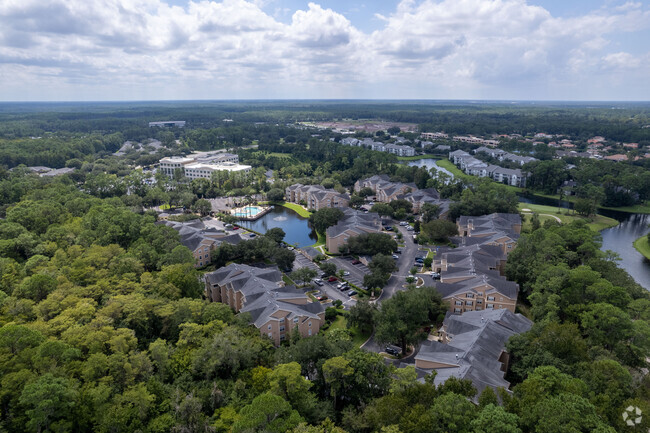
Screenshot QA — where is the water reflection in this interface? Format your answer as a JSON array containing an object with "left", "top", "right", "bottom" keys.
[{"left": 238, "top": 206, "right": 317, "bottom": 247}]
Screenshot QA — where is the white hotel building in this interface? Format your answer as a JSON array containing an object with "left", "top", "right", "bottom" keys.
[{"left": 159, "top": 152, "right": 251, "bottom": 179}]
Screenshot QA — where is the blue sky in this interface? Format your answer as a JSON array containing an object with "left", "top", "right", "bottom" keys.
[{"left": 0, "top": 0, "right": 648, "bottom": 101}]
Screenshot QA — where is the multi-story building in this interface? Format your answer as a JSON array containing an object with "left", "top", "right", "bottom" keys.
[
  {"left": 353, "top": 175, "right": 417, "bottom": 203},
  {"left": 285, "top": 184, "right": 350, "bottom": 211},
  {"left": 325, "top": 208, "right": 383, "bottom": 253},
  {"left": 433, "top": 213, "right": 522, "bottom": 315},
  {"left": 420, "top": 132, "right": 449, "bottom": 140},
  {"left": 414, "top": 309, "right": 532, "bottom": 398},
  {"left": 158, "top": 219, "right": 244, "bottom": 267},
  {"left": 149, "top": 121, "right": 186, "bottom": 127},
  {"left": 204, "top": 263, "right": 325, "bottom": 345},
  {"left": 159, "top": 152, "right": 249, "bottom": 179}
]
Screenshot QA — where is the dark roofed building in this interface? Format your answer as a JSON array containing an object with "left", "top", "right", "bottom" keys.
[
  {"left": 205, "top": 263, "right": 325, "bottom": 345},
  {"left": 415, "top": 309, "right": 532, "bottom": 398}
]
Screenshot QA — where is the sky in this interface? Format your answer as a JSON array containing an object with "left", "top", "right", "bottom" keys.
[{"left": 0, "top": 0, "right": 649, "bottom": 101}]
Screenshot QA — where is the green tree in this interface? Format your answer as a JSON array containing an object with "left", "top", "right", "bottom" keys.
[
  {"left": 471, "top": 404, "right": 521, "bottom": 433},
  {"left": 232, "top": 392, "right": 303, "bottom": 433},
  {"left": 19, "top": 373, "right": 78, "bottom": 433},
  {"left": 191, "top": 198, "right": 212, "bottom": 216},
  {"left": 320, "top": 262, "right": 337, "bottom": 276},
  {"left": 292, "top": 267, "right": 318, "bottom": 286},
  {"left": 266, "top": 227, "right": 286, "bottom": 243},
  {"left": 267, "top": 188, "right": 286, "bottom": 202},
  {"left": 310, "top": 208, "right": 344, "bottom": 234},
  {"left": 347, "top": 300, "right": 376, "bottom": 334}
]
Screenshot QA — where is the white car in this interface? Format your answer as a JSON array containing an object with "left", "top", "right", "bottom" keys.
[{"left": 343, "top": 271, "right": 350, "bottom": 276}]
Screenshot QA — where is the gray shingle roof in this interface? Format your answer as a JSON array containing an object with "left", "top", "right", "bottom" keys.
[{"left": 415, "top": 309, "right": 532, "bottom": 396}]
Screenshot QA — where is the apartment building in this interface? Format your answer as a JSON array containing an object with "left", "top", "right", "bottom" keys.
[
  {"left": 432, "top": 213, "right": 522, "bottom": 315},
  {"left": 414, "top": 309, "right": 532, "bottom": 397},
  {"left": 353, "top": 175, "right": 417, "bottom": 202},
  {"left": 285, "top": 184, "right": 350, "bottom": 211},
  {"left": 325, "top": 208, "right": 383, "bottom": 253},
  {"left": 204, "top": 263, "right": 325, "bottom": 345},
  {"left": 158, "top": 219, "right": 244, "bottom": 267}
]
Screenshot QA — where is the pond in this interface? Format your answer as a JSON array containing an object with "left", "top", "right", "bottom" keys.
[
  {"left": 237, "top": 205, "right": 317, "bottom": 248},
  {"left": 406, "top": 158, "right": 455, "bottom": 179},
  {"left": 518, "top": 193, "right": 650, "bottom": 290}
]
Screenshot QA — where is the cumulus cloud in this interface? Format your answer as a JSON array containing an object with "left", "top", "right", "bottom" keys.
[{"left": 0, "top": 0, "right": 648, "bottom": 100}]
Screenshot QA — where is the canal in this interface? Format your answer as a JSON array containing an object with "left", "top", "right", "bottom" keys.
[
  {"left": 237, "top": 205, "right": 317, "bottom": 248},
  {"left": 519, "top": 194, "right": 650, "bottom": 290}
]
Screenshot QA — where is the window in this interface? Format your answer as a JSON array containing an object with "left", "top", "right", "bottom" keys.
[
  {"left": 477, "top": 293, "right": 483, "bottom": 297},
  {"left": 454, "top": 308, "right": 461, "bottom": 313},
  {"left": 279, "top": 317, "right": 284, "bottom": 322},
  {"left": 455, "top": 301, "right": 463, "bottom": 306},
  {"left": 466, "top": 293, "right": 474, "bottom": 298},
  {"left": 476, "top": 299, "right": 483, "bottom": 304},
  {"left": 199, "top": 262, "right": 203, "bottom": 266},
  {"left": 293, "top": 317, "right": 299, "bottom": 323},
  {"left": 308, "top": 329, "right": 312, "bottom": 336},
  {"left": 308, "top": 321, "right": 312, "bottom": 327},
  {"left": 279, "top": 326, "right": 285, "bottom": 332},
  {"left": 487, "top": 296, "right": 495, "bottom": 301},
  {"left": 499, "top": 297, "right": 503, "bottom": 301},
  {"left": 475, "top": 307, "right": 482, "bottom": 311},
  {"left": 268, "top": 332, "right": 272, "bottom": 338},
  {"left": 268, "top": 325, "right": 272, "bottom": 330},
  {"left": 280, "top": 334, "right": 285, "bottom": 340},
  {"left": 487, "top": 304, "right": 494, "bottom": 309},
  {"left": 465, "top": 301, "right": 473, "bottom": 306}
]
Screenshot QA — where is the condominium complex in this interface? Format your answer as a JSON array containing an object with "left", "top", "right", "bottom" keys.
[
  {"left": 285, "top": 184, "right": 350, "bottom": 211},
  {"left": 433, "top": 213, "right": 522, "bottom": 315},
  {"left": 204, "top": 264, "right": 325, "bottom": 345}
]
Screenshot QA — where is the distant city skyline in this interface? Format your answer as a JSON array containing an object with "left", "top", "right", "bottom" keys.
[{"left": 1, "top": 0, "right": 649, "bottom": 101}]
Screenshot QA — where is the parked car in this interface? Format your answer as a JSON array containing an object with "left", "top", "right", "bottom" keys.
[
  {"left": 287, "top": 246, "right": 294, "bottom": 251},
  {"left": 395, "top": 249, "right": 402, "bottom": 254},
  {"left": 415, "top": 257, "right": 424, "bottom": 263},
  {"left": 317, "top": 295, "right": 328, "bottom": 301},
  {"left": 385, "top": 346, "right": 401, "bottom": 356},
  {"left": 347, "top": 290, "right": 357, "bottom": 296},
  {"left": 342, "top": 271, "right": 350, "bottom": 276},
  {"left": 431, "top": 272, "right": 441, "bottom": 279},
  {"left": 406, "top": 226, "right": 414, "bottom": 231},
  {"left": 327, "top": 276, "right": 338, "bottom": 282},
  {"left": 351, "top": 259, "right": 361, "bottom": 265},
  {"left": 392, "top": 254, "right": 399, "bottom": 259},
  {"left": 399, "top": 221, "right": 408, "bottom": 226},
  {"left": 232, "top": 226, "right": 239, "bottom": 230},
  {"left": 313, "top": 279, "right": 324, "bottom": 286},
  {"left": 383, "top": 226, "right": 393, "bottom": 231},
  {"left": 249, "top": 233, "right": 256, "bottom": 237}
]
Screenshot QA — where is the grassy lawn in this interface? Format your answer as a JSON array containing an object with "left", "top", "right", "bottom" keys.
[
  {"left": 633, "top": 235, "right": 650, "bottom": 260},
  {"left": 518, "top": 203, "right": 618, "bottom": 232},
  {"left": 310, "top": 232, "right": 326, "bottom": 248},
  {"left": 281, "top": 202, "right": 312, "bottom": 218},
  {"left": 325, "top": 314, "right": 371, "bottom": 347},
  {"left": 601, "top": 203, "right": 650, "bottom": 214},
  {"left": 435, "top": 159, "right": 472, "bottom": 180},
  {"left": 397, "top": 154, "right": 438, "bottom": 161}
]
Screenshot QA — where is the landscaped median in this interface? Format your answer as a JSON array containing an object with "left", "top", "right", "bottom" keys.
[
  {"left": 517, "top": 203, "right": 619, "bottom": 232},
  {"left": 633, "top": 235, "right": 650, "bottom": 260}
]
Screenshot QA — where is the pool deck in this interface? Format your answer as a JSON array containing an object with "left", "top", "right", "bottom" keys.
[{"left": 231, "top": 205, "right": 273, "bottom": 221}]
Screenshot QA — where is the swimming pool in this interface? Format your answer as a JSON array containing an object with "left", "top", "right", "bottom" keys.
[{"left": 232, "top": 206, "right": 264, "bottom": 218}]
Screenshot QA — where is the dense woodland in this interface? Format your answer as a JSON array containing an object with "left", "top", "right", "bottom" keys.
[{"left": 0, "top": 102, "right": 648, "bottom": 432}]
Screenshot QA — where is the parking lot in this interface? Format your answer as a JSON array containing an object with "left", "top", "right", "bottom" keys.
[
  {"left": 292, "top": 253, "right": 357, "bottom": 308},
  {"left": 327, "top": 256, "right": 371, "bottom": 289},
  {"left": 292, "top": 251, "right": 320, "bottom": 273}
]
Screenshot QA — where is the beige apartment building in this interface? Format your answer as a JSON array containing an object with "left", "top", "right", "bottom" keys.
[
  {"left": 204, "top": 263, "right": 325, "bottom": 345},
  {"left": 285, "top": 184, "right": 349, "bottom": 211}
]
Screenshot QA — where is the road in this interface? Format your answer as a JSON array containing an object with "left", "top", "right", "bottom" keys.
[{"left": 362, "top": 224, "right": 421, "bottom": 353}]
